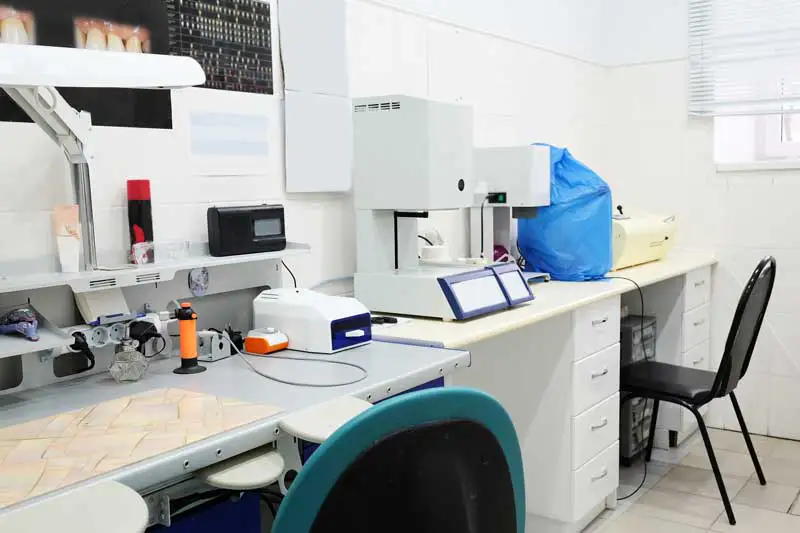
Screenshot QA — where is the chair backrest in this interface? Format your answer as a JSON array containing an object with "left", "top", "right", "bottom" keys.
[
  {"left": 712, "top": 256, "right": 776, "bottom": 398},
  {"left": 272, "top": 388, "right": 525, "bottom": 533}
]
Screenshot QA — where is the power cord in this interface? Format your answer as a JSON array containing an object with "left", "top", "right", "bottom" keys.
[
  {"left": 281, "top": 260, "right": 297, "bottom": 288},
  {"left": 610, "top": 275, "right": 652, "bottom": 501},
  {"left": 231, "top": 343, "right": 368, "bottom": 387},
  {"left": 69, "top": 332, "right": 95, "bottom": 372},
  {"left": 128, "top": 320, "right": 167, "bottom": 358},
  {"left": 417, "top": 234, "right": 434, "bottom": 246}
]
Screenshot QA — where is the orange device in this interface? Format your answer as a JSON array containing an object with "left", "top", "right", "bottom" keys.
[
  {"left": 173, "top": 302, "right": 207, "bottom": 374},
  {"left": 244, "top": 327, "right": 289, "bottom": 355}
]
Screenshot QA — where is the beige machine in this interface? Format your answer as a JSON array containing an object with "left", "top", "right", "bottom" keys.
[{"left": 612, "top": 213, "right": 677, "bottom": 270}]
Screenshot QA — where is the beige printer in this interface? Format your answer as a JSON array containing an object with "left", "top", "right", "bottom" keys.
[{"left": 612, "top": 213, "right": 676, "bottom": 271}]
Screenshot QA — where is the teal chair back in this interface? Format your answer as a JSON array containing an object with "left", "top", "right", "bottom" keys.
[{"left": 272, "top": 387, "right": 525, "bottom": 533}]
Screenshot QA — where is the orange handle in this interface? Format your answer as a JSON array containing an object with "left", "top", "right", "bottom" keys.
[{"left": 179, "top": 316, "right": 197, "bottom": 359}]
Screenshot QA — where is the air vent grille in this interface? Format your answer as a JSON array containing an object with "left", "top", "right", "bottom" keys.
[
  {"left": 136, "top": 273, "right": 162, "bottom": 284},
  {"left": 89, "top": 278, "right": 117, "bottom": 289},
  {"left": 354, "top": 101, "right": 401, "bottom": 113}
]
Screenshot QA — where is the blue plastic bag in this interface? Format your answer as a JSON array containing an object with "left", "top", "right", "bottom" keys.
[{"left": 518, "top": 145, "right": 612, "bottom": 281}]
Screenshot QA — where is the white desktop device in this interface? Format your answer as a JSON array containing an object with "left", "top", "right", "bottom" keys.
[
  {"left": 612, "top": 213, "right": 677, "bottom": 271},
  {"left": 253, "top": 289, "right": 372, "bottom": 354},
  {"left": 469, "top": 145, "right": 552, "bottom": 259},
  {"left": 353, "top": 96, "right": 535, "bottom": 320}
]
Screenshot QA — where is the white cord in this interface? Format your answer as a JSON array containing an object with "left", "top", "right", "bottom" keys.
[{"left": 231, "top": 343, "right": 368, "bottom": 387}]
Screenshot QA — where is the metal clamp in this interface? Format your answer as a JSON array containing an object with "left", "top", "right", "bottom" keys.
[
  {"left": 591, "top": 316, "right": 609, "bottom": 327},
  {"left": 591, "top": 417, "right": 609, "bottom": 431},
  {"left": 591, "top": 468, "right": 609, "bottom": 482},
  {"left": 591, "top": 368, "right": 609, "bottom": 379}
]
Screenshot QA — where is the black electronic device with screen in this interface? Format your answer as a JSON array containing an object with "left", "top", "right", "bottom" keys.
[{"left": 207, "top": 204, "right": 286, "bottom": 257}]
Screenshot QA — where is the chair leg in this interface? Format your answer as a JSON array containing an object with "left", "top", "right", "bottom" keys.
[
  {"left": 731, "top": 391, "right": 767, "bottom": 485},
  {"left": 645, "top": 399, "right": 659, "bottom": 462},
  {"left": 691, "top": 406, "right": 736, "bottom": 525}
]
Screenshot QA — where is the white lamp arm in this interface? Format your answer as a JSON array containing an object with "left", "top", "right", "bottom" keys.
[{"left": 2, "top": 85, "right": 90, "bottom": 162}]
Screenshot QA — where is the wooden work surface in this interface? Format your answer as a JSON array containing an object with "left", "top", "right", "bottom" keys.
[{"left": 0, "top": 388, "right": 282, "bottom": 508}]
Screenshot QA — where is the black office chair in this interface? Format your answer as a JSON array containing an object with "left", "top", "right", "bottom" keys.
[{"left": 621, "top": 256, "right": 776, "bottom": 526}]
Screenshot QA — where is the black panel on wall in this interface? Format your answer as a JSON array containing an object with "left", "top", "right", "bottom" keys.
[
  {"left": 0, "top": 0, "right": 273, "bottom": 128},
  {"left": 165, "top": 0, "right": 273, "bottom": 94}
]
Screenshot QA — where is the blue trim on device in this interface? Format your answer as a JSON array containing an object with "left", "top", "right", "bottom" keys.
[
  {"left": 489, "top": 263, "right": 535, "bottom": 306},
  {"left": 330, "top": 312, "right": 372, "bottom": 351},
  {"left": 438, "top": 269, "right": 509, "bottom": 320}
]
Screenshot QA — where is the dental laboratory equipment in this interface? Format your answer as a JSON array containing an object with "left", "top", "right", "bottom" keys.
[
  {"left": 253, "top": 289, "right": 372, "bottom": 354},
  {"left": 0, "top": 43, "right": 205, "bottom": 271},
  {"left": 243, "top": 327, "right": 289, "bottom": 355},
  {"left": 353, "top": 95, "right": 534, "bottom": 320},
  {"left": 197, "top": 329, "right": 234, "bottom": 362},
  {"left": 207, "top": 204, "right": 287, "bottom": 257},
  {"left": 469, "top": 144, "right": 552, "bottom": 262},
  {"left": 612, "top": 209, "right": 677, "bottom": 270}
]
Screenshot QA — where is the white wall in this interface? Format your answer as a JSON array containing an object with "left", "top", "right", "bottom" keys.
[
  {"left": 347, "top": 0, "right": 607, "bottom": 256},
  {"left": 597, "top": 0, "right": 800, "bottom": 439}
]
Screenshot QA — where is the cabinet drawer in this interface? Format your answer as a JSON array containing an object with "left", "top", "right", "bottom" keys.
[
  {"left": 572, "top": 343, "right": 620, "bottom": 416},
  {"left": 683, "top": 304, "right": 710, "bottom": 352},
  {"left": 685, "top": 267, "right": 711, "bottom": 311},
  {"left": 572, "top": 394, "right": 619, "bottom": 470},
  {"left": 683, "top": 340, "right": 711, "bottom": 371},
  {"left": 572, "top": 442, "right": 619, "bottom": 521},
  {"left": 574, "top": 297, "right": 621, "bottom": 361}
]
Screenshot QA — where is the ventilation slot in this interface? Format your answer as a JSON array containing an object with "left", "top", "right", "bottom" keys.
[
  {"left": 136, "top": 273, "right": 161, "bottom": 284},
  {"left": 355, "top": 102, "right": 402, "bottom": 113},
  {"left": 354, "top": 104, "right": 366, "bottom": 113},
  {"left": 89, "top": 278, "right": 117, "bottom": 290}
]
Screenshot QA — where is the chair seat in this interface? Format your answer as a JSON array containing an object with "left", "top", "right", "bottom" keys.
[{"left": 621, "top": 360, "right": 716, "bottom": 404}]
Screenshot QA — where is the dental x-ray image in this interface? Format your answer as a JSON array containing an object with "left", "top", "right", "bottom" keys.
[{"left": 0, "top": 0, "right": 172, "bottom": 128}]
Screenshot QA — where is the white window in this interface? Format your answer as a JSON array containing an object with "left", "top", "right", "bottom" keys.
[{"left": 690, "top": 0, "right": 800, "bottom": 168}]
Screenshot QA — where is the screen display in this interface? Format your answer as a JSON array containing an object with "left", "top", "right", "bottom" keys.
[{"left": 253, "top": 217, "right": 281, "bottom": 237}]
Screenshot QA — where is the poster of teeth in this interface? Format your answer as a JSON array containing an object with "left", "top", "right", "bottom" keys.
[{"left": 0, "top": 0, "right": 275, "bottom": 128}]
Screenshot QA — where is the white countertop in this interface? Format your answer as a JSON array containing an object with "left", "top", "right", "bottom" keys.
[{"left": 374, "top": 251, "right": 717, "bottom": 349}]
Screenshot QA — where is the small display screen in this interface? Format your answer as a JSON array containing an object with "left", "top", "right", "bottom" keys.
[{"left": 253, "top": 217, "right": 281, "bottom": 237}]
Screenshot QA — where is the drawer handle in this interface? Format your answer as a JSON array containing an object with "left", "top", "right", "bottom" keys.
[
  {"left": 694, "top": 280, "right": 706, "bottom": 288},
  {"left": 591, "top": 368, "right": 609, "bottom": 379},
  {"left": 692, "top": 319, "right": 705, "bottom": 327},
  {"left": 591, "top": 316, "right": 609, "bottom": 327},
  {"left": 692, "top": 357, "right": 705, "bottom": 366},
  {"left": 591, "top": 468, "right": 609, "bottom": 482},
  {"left": 591, "top": 418, "right": 609, "bottom": 431}
]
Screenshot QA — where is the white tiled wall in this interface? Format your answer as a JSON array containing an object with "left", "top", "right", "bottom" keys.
[{"left": 597, "top": 0, "right": 800, "bottom": 439}]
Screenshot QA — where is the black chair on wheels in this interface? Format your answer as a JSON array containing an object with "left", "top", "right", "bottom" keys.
[{"left": 621, "top": 256, "right": 776, "bottom": 526}]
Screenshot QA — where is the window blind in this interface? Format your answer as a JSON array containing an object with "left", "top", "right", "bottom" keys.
[{"left": 689, "top": 0, "right": 800, "bottom": 116}]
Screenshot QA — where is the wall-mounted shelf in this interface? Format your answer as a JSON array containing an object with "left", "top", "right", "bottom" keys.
[
  {"left": 0, "top": 242, "right": 310, "bottom": 295},
  {"left": 0, "top": 307, "right": 74, "bottom": 361}
]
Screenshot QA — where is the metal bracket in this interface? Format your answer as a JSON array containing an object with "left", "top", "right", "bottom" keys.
[
  {"left": 276, "top": 432, "right": 303, "bottom": 495},
  {"left": 144, "top": 492, "right": 171, "bottom": 527}
]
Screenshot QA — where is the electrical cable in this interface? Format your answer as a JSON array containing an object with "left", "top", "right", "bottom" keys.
[
  {"left": 231, "top": 343, "right": 368, "bottom": 387},
  {"left": 417, "top": 234, "right": 434, "bottom": 246},
  {"left": 610, "top": 275, "right": 651, "bottom": 501},
  {"left": 146, "top": 335, "right": 167, "bottom": 359},
  {"left": 479, "top": 196, "right": 489, "bottom": 259},
  {"left": 281, "top": 260, "right": 297, "bottom": 288}
]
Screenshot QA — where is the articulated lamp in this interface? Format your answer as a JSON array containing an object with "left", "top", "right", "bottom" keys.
[{"left": 0, "top": 43, "right": 205, "bottom": 271}]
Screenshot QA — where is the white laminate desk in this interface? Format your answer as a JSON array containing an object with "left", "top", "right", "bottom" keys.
[
  {"left": 375, "top": 252, "right": 717, "bottom": 533},
  {"left": 0, "top": 342, "right": 469, "bottom": 532}
]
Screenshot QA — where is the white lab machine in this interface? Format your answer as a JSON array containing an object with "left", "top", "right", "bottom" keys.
[
  {"left": 612, "top": 213, "right": 677, "bottom": 270},
  {"left": 353, "top": 95, "right": 534, "bottom": 321},
  {"left": 253, "top": 289, "right": 372, "bottom": 354},
  {"left": 469, "top": 145, "right": 552, "bottom": 260}
]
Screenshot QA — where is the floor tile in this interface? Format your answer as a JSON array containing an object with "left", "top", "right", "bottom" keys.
[
  {"left": 601, "top": 512, "right": 707, "bottom": 533},
  {"left": 757, "top": 456, "right": 800, "bottom": 487},
  {"left": 733, "top": 478, "right": 799, "bottom": 513},
  {"left": 679, "top": 448, "right": 761, "bottom": 478},
  {"left": 711, "top": 504, "right": 800, "bottom": 532},
  {"left": 769, "top": 438, "right": 800, "bottom": 464},
  {"left": 789, "top": 495, "right": 800, "bottom": 516},
  {"left": 625, "top": 488, "right": 724, "bottom": 529},
  {"left": 618, "top": 460, "right": 674, "bottom": 498},
  {"left": 702, "top": 429, "right": 777, "bottom": 457},
  {"left": 655, "top": 465, "right": 749, "bottom": 500}
]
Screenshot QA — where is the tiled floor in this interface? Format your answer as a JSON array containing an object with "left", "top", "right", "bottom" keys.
[{"left": 587, "top": 429, "right": 800, "bottom": 533}]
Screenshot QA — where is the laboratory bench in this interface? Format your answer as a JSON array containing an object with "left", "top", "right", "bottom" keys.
[
  {"left": 374, "top": 251, "right": 717, "bottom": 533},
  {"left": 0, "top": 341, "right": 469, "bottom": 530}
]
